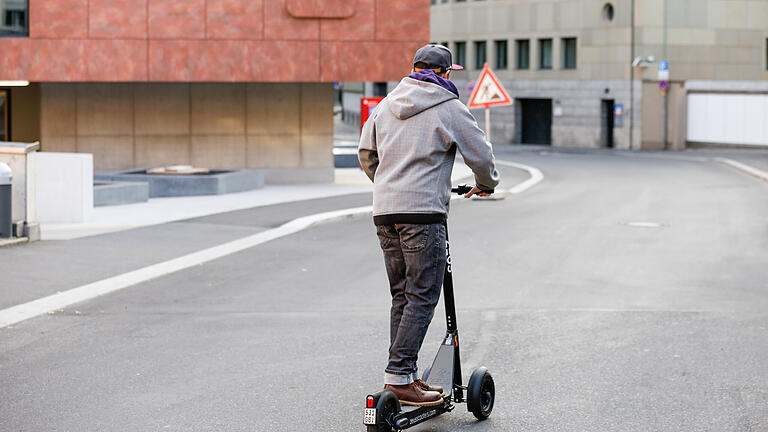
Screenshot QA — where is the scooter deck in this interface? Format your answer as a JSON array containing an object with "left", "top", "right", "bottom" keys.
[{"left": 392, "top": 398, "right": 454, "bottom": 429}]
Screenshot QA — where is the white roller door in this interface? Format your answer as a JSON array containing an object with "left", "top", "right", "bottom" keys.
[{"left": 687, "top": 93, "right": 768, "bottom": 147}]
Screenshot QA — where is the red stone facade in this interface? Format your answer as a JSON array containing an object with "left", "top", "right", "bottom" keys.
[{"left": 1, "top": 0, "right": 429, "bottom": 82}]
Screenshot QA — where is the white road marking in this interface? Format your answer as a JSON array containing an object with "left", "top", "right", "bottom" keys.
[
  {"left": 714, "top": 157, "right": 768, "bottom": 183},
  {"left": 0, "top": 206, "right": 370, "bottom": 328},
  {"left": 0, "top": 159, "right": 543, "bottom": 329},
  {"left": 496, "top": 160, "right": 544, "bottom": 194}
]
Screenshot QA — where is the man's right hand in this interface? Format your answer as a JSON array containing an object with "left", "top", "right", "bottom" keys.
[{"left": 464, "top": 186, "right": 492, "bottom": 198}]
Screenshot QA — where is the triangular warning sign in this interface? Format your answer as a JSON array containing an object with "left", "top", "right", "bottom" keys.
[{"left": 467, "top": 63, "right": 512, "bottom": 108}]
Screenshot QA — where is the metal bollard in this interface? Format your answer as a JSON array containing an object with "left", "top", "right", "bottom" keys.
[{"left": 0, "top": 162, "right": 11, "bottom": 238}]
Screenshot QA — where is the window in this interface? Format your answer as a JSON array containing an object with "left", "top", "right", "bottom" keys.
[
  {"left": 0, "top": 0, "right": 28, "bottom": 36},
  {"left": 562, "top": 38, "right": 577, "bottom": 69},
  {"left": 474, "top": 40, "right": 487, "bottom": 69},
  {"left": 494, "top": 40, "right": 508, "bottom": 70},
  {"left": 455, "top": 42, "right": 466, "bottom": 68},
  {"left": 539, "top": 38, "right": 553, "bottom": 69},
  {"left": 603, "top": 3, "right": 614, "bottom": 21},
  {"left": 516, "top": 39, "right": 530, "bottom": 70},
  {"left": 373, "top": 82, "right": 388, "bottom": 97}
]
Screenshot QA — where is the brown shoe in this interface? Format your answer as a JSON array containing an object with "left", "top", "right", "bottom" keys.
[
  {"left": 384, "top": 383, "right": 443, "bottom": 407},
  {"left": 414, "top": 379, "right": 445, "bottom": 397}
]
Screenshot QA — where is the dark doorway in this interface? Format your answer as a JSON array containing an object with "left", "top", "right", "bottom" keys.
[
  {"left": 0, "top": 90, "right": 7, "bottom": 141},
  {"left": 520, "top": 98, "right": 552, "bottom": 145},
  {"left": 601, "top": 99, "right": 615, "bottom": 148}
]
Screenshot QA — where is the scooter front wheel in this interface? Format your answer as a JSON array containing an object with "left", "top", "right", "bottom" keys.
[{"left": 467, "top": 367, "right": 495, "bottom": 420}]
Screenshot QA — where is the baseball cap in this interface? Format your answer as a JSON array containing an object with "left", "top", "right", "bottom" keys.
[{"left": 413, "top": 44, "right": 464, "bottom": 71}]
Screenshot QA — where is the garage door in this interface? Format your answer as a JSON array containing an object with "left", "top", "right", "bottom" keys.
[{"left": 687, "top": 93, "right": 768, "bottom": 147}]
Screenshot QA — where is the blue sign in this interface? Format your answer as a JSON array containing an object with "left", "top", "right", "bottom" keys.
[
  {"left": 614, "top": 104, "right": 624, "bottom": 127},
  {"left": 658, "top": 60, "right": 670, "bottom": 81}
]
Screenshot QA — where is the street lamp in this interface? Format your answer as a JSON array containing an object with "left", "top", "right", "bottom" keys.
[{"left": 631, "top": 56, "right": 655, "bottom": 68}]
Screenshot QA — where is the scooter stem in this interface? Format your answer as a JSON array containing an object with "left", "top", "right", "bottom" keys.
[{"left": 442, "top": 220, "right": 464, "bottom": 401}]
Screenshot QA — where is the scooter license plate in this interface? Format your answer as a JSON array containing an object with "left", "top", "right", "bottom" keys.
[{"left": 363, "top": 408, "right": 377, "bottom": 425}]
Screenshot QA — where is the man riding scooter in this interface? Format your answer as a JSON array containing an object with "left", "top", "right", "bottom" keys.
[{"left": 358, "top": 44, "right": 499, "bottom": 407}]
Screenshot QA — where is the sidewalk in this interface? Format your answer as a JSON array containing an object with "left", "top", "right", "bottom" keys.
[{"left": 39, "top": 117, "right": 367, "bottom": 241}]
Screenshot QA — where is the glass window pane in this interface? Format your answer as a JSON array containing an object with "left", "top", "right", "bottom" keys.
[
  {"left": 495, "top": 40, "right": 508, "bottom": 70},
  {"left": 539, "top": 38, "right": 552, "bottom": 70},
  {"left": 516, "top": 39, "right": 529, "bottom": 70},
  {"left": 0, "top": 0, "right": 29, "bottom": 37},
  {"left": 474, "top": 41, "right": 486, "bottom": 69},
  {"left": 455, "top": 41, "right": 466, "bottom": 68},
  {"left": 562, "top": 38, "right": 577, "bottom": 69}
]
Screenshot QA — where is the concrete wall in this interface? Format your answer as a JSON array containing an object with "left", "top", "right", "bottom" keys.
[
  {"left": 433, "top": 0, "right": 768, "bottom": 83},
  {"left": 432, "top": 0, "right": 634, "bottom": 82},
  {"left": 40, "top": 82, "right": 334, "bottom": 183},
  {"left": 431, "top": 0, "right": 768, "bottom": 150},
  {"left": 640, "top": 81, "right": 686, "bottom": 150},
  {"left": 431, "top": 0, "right": 637, "bottom": 148},
  {"left": 33, "top": 152, "right": 93, "bottom": 224},
  {"left": 452, "top": 78, "right": 638, "bottom": 149},
  {"left": 634, "top": 0, "right": 768, "bottom": 82}
]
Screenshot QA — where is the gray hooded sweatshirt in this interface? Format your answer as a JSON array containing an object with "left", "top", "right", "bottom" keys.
[{"left": 358, "top": 76, "right": 500, "bottom": 225}]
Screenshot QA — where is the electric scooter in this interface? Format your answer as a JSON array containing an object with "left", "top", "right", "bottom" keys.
[{"left": 364, "top": 185, "right": 496, "bottom": 432}]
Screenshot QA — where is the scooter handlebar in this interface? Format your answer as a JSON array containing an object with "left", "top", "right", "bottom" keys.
[{"left": 451, "top": 185, "right": 473, "bottom": 195}]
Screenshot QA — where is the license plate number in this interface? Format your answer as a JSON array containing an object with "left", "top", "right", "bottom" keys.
[{"left": 363, "top": 408, "right": 377, "bottom": 425}]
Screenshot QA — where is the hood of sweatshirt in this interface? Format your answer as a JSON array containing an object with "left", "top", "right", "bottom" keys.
[{"left": 387, "top": 72, "right": 459, "bottom": 120}]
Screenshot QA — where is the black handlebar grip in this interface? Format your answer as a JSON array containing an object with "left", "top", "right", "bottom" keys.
[{"left": 451, "top": 185, "right": 473, "bottom": 195}]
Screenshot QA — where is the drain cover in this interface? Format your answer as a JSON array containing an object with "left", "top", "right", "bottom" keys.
[{"left": 626, "top": 221, "right": 664, "bottom": 228}]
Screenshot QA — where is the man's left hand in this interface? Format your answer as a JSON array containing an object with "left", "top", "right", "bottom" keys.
[{"left": 464, "top": 186, "right": 492, "bottom": 198}]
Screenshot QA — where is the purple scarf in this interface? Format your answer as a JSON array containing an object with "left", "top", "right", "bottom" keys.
[{"left": 408, "top": 69, "right": 459, "bottom": 97}]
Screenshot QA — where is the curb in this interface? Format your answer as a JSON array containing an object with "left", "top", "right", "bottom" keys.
[{"left": 0, "top": 237, "right": 28, "bottom": 248}]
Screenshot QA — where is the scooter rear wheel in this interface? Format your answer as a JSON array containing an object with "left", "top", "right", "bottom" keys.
[
  {"left": 467, "top": 367, "right": 495, "bottom": 420},
  {"left": 367, "top": 390, "right": 400, "bottom": 432}
]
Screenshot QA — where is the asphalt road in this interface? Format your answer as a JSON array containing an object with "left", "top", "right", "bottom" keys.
[{"left": 2, "top": 148, "right": 768, "bottom": 431}]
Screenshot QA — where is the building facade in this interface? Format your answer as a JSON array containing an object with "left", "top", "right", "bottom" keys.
[
  {"left": 431, "top": 0, "right": 768, "bottom": 149},
  {"left": 0, "top": 0, "right": 430, "bottom": 182}
]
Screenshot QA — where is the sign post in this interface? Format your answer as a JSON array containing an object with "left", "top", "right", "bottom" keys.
[
  {"left": 658, "top": 60, "right": 669, "bottom": 96},
  {"left": 467, "top": 63, "right": 512, "bottom": 142},
  {"left": 658, "top": 60, "right": 669, "bottom": 149}
]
